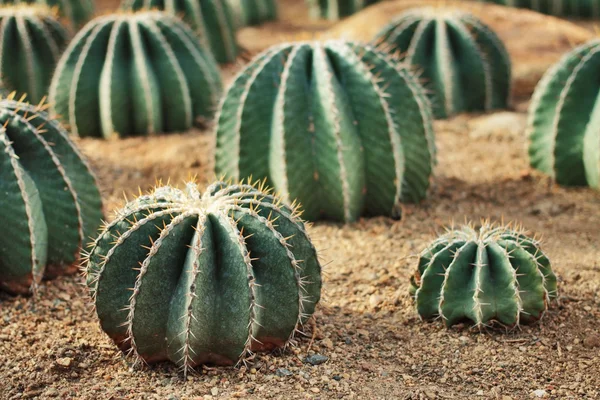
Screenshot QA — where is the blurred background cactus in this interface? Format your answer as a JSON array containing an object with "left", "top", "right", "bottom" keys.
[
  {"left": 0, "top": 5, "right": 69, "bottom": 103},
  {"left": 0, "top": 95, "right": 103, "bottom": 294},
  {"left": 306, "top": 0, "right": 380, "bottom": 20},
  {"left": 478, "top": 0, "right": 600, "bottom": 18},
  {"left": 0, "top": 0, "right": 94, "bottom": 26},
  {"left": 375, "top": 8, "right": 511, "bottom": 119},
  {"left": 121, "top": 0, "right": 238, "bottom": 63},
  {"left": 84, "top": 180, "right": 321, "bottom": 373},
  {"left": 227, "top": 0, "right": 277, "bottom": 27},
  {"left": 215, "top": 40, "right": 436, "bottom": 223},
  {"left": 49, "top": 11, "right": 223, "bottom": 139},
  {"left": 528, "top": 40, "right": 600, "bottom": 190}
]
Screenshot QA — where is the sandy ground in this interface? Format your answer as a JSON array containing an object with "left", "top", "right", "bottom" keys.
[{"left": 1, "top": 1, "right": 600, "bottom": 399}]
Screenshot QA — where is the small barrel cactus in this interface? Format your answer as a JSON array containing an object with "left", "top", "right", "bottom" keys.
[
  {"left": 410, "top": 223, "right": 558, "bottom": 328},
  {"left": 478, "top": 0, "right": 600, "bottom": 18},
  {"left": 0, "top": 5, "right": 69, "bottom": 103},
  {"left": 528, "top": 40, "right": 600, "bottom": 189},
  {"left": 374, "top": 8, "right": 511, "bottom": 119},
  {"left": 0, "top": 95, "right": 103, "bottom": 294},
  {"left": 83, "top": 180, "right": 322, "bottom": 372},
  {"left": 49, "top": 11, "right": 223, "bottom": 139},
  {"left": 0, "top": 0, "right": 94, "bottom": 26},
  {"left": 307, "top": 0, "right": 380, "bottom": 20},
  {"left": 227, "top": 0, "right": 277, "bottom": 27},
  {"left": 215, "top": 40, "right": 436, "bottom": 223},
  {"left": 121, "top": 0, "right": 238, "bottom": 63}
]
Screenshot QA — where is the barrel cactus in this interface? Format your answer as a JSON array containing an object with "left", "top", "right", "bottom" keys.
[
  {"left": 528, "top": 40, "right": 600, "bottom": 189},
  {"left": 0, "top": 5, "right": 69, "bottom": 103},
  {"left": 49, "top": 11, "right": 223, "bottom": 139},
  {"left": 374, "top": 8, "right": 511, "bottom": 119},
  {"left": 478, "top": 0, "right": 600, "bottom": 18},
  {"left": 410, "top": 223, "right": 558, "bottom": 328},
  {"left": 0, "top": 95, "right": 103, "bottom": 294},
  {"left": 83, "top": 180, "right": 322, "bottom": 372},
  {"left": 307, "top": 0, "right": 380, "bottom": 20},
  {"left": 227, "top": 0, "right": 277, "bottom": 27},
  {"left": 215, "top": 40, "right": 436, "bottom": 223},
  {"left": 121, "top": 0, "right": 238, "bottom": 63},
  {"left": 0, "top": 0, "right": 94, "bottom": 26}
]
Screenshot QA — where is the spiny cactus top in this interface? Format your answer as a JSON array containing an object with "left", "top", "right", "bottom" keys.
[
  {"left": 0, "top": 95, "right": 103, "bottom": 294},
  {"left": 0, "top": 0, "right": 94, "bottom": 26},
  {"left": 478, "top": 0, "right": 600, "bottom": 18},
  {"left": 528, "top": 39, "right": 600, "bottom": 189},
  {"left": 215, "top": 40, "right": 436, "bottom": 223},
  {"left": 307, "top": 0, "right": 380, "bottom": 20},
  {"left": 0, "top": 5, "right": 69, "bottom": 103},
  {"left": 410, "top": 223, "right": 558, "bottom": 328},
  {"left": 121, "top": 0, "right": 238, "bottom": 63},
  {"left": 227, "top": 0, "right": 277, "bottom": 27},
  {"left": 374, "top": 7, "right": 511, "bottom": 119},
  {"left": 83, "top": 180, "right": 322, "bottom": 372},
  {"left": 49, "top": 11, "right": 223, "bottom": 139}
]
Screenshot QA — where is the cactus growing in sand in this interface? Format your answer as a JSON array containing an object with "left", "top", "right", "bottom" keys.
[
  {"left": 410, "top": 223, "right": 558, "bottom": 328},
  {"left": 121, "top": 0, "right": 238, "bottom": 63},
  {"left": 227, "top": 0, "right": 277, "bottom": 27},
  {"left": 374, "top": 8, "right": 511, "bottom": 119},
  {"left": 49, "top": 11, "right": 223, "bottom": 139},
  {"left": 528, "top": 40, "right": 600, "bottom": 189},
  {"left": 83, "top": 180, "right": 322, "bottom": 372},
  {"left": 0, "top": 0, "right": 94, "bottom": 26},
  {"left": 307, "top": 0, "right": 380, "bottom": 20},
  {"left": 0, "top": 94, "right": 103, "bottom": 294},
  {"left": 0, "top": 5, "right": 69, "bottom": 103},
  {"left": 478, "top": 0, "right": 600, "bottom": 18},
  {"left": 215, "top": 40, "right": 436, "bottom": 223}
]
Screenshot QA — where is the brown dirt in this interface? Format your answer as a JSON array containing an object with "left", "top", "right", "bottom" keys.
[{"left": 1, "top": 1, "right": 600, "bottom": 399}]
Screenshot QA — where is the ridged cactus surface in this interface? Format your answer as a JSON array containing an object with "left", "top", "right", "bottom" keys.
[
  {"left": 0, "top": 5, "right": 69, "bottom": 103},
  {"left": 49, "top": 11, "right": 223, "bottom": 139},
  {"left": 410, "top": 224, "right": 558, "bottom": 328},
  {"left": 0, "top": 0, "right": 94, "bottom": 26},
  {"left": 121, "top": 0, "right": 238, "bottom": 63},
  {"left": 215, "top": 40, "right": 436, "bottom": 223},
  {"left": 528, "top": 40, "right": 600, "bottom": 189},
  {"left": 478, "top": 0, "right": 600, "bottom": 18},
  {"left": 84, "top": 180, "right": 321, "bottom": 372},
  {"left": 227, "top": 0, "right": 277, "bottom": 27},
  {"left": 307, "top": 0, "right": 380, "bottom": 20},
  {"left": 374, "top": 8, "right": 511, "bottom": 119},
  {"left": 0, "top": 95, "right": 103, "bottom": 294}
]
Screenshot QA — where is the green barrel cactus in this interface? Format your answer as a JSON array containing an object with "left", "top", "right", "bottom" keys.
[
  {"left": 410, "top": 223, "right": 558, "bottom": 328},
  {"left": 0, "top": 0, "right": 94, "bottom": 27},
  {"left": 227, "top": 0, "right": 277, "bottom": 27},
  {"left": 83, "top": 180, "right": 322, "bottom": 372},
  {"left": 0, "top": 5, "right": 69, "bottom": 103},
  {"left": 478, "top": 0, "right": 600, "bottom": 18},
  {"left": 121, "top": 0, "right": 238, "bottom": 63},
  {"left": 528, "top": 40, "right": 600, "bottom": 189},
  {"left": 215, "top": 40, "right": 436, "bottom": 223},
  {"left": 374, "top": 8, "right": 511, "bottom": 119},
  {"left": 48, "top": 11, "right": 223, "bottom": 139},
  {"left": 307, "top": 0, "right": 380, "bottom": 20},
  {"left": 0, "top": 95, "right": 103, "bottom": 294}
]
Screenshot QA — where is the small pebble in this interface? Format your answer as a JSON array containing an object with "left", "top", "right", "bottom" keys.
[
  {"left": 276, "top": 368, "right": 293, "bottom": 377},
  {"left": 55, "top": 357, "right": 72, "bottom": 368},
  {"left": 304, "top": 354, "right": 328, "bottom": 366}
]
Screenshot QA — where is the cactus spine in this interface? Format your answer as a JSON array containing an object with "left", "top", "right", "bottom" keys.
[
  {"left": 121, "top": 0, "right": 238, "bottom": 63},
  {"left": 374, "top": 8, "right": 511, "bottom": 119},
  {"left": 410, "top": 223, "right": 558, "bottom": 328},
  {"left": 227, "top": 0, "right": 277, "bottom": 27},
  {"left": 215, "top": 40, "right": 436, "bottom": 223},
  {"left": 478, "top": 0, "right": 600, "bottom": 18},
  {"left": 0, "top": 5, "right": 69, "bottom": 103},
  {"left": 307, "top": 0, "right": 379, "bottom": 20},
  {"left": 0, "top": 94, "right": 103, "bottom": 294},
  {"left": 528, "top": 40, "right": 600, "bottom": 189},
  {"left": 0, "top": 0, "right": 94, "bottom": 26},
  {"left": 83, "top": 180, "right": 322, "bottom": 373},
  {"left": 49, "top": 11, "right": 223, "bottom": 139}
]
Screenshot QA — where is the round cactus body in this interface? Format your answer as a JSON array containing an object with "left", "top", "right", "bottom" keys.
[
  {"left": 227, "top": 0, "right": 277, "bottom": 27},
  {"left": 84, "top": 181, "right": 322, "bottom": 371},
  {"left": 0, "top": 0, "right": 94, "bottom": 26},
  {"left": 121, "top": 0, "right": 238, "bottom": 63},
  {"left": 374, "top": 8, "right": 511, "bottom": 119},
  {"left": 0, "top": 95, "right": 103, "bottom": 294},
  {"left": 478, "top": 0, "right": 600, "bottom": 18},
  {"left": 0, "top": 5, "right": 69, "bottom": 103},
  {"left": 528, "top": 40, "right": 600, "bottom": 189},
  {"left": 307, "top": 0, "right": 380, "bottom": 20},
  {"left": 215, "top": 40, "right": 436, "bottom": 223},
  {"left": 411, "top": 224, "right": 558, "bottom": 328},
  {"left": 48, "top": 11, "right": 223, "bottom": 139}
]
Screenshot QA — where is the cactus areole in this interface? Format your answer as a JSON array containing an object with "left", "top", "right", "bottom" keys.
[
  {"left": 410, "top": 224, "right": 558, "bottom": 328},
  {"left": 215, "top": 40, "right": 436, "bottom": 223},
  {"left": 84, "top": 181, "right": 322, "bottom": 372}
]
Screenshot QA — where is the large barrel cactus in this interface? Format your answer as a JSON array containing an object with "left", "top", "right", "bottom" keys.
[
  {"left": 0, "top": 5, "right": 69, "bottom": 103},
  {"left": 0, "top": 95, "right": 103, "bottom": 294},
  {"left": 0, "top": 0, "right": 94, "bottom": 26},
  {"left": 227, "top": 0, "right": 277, "bottom": 27},
  {"left": 83, "top": 180, "right": 322, "bottom": 372},
  {"left": 49, "top": 11, "right": 223, "bottom": 139},
  {"left": 121, "top": 0, "right": 238, "bottom": 63},
  {"left": 410, "top": 223, "right": 558, "bottom": 328},
  {"left": 307, "top": 0, "right": 380, "bottom": 20},
  {"left": 528, "top": 40, "right": 600, "bottom": 189},
  {"left": 478, "top": 0, "right": 600, "bottom": 18},
  {"left": 215, "top": 40, "right": 436, "bottom": 223},
  {"left": 374, "top": 8, "right": 511, "bottom": 119}
]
